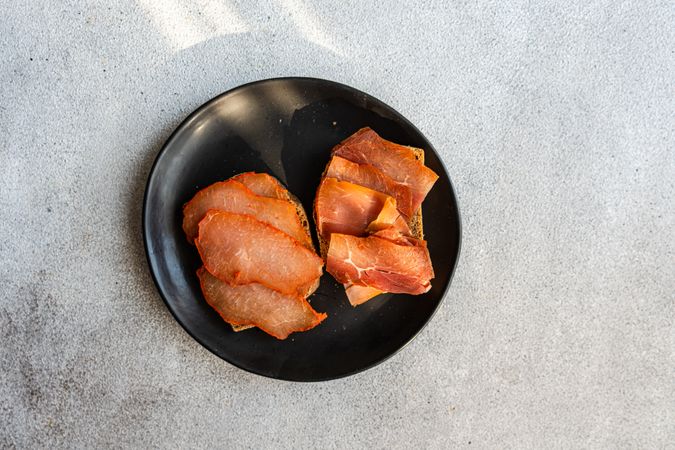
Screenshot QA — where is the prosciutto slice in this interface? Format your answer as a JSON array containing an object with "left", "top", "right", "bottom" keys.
[
  {"left": 333, "top": 127, "right": 438, "bottom": 213},
  {"left": 231, "top": 172, "right": 289, "bottom": 200},
  {"left": 196, "top": 211, "right": 323, "bottom": 296},
  {"left": 344, "top": 282, "right": 382, "bottom": 306},
  {"left": 365, "top": 197, "right": 411, "bottom": 236},
  {"left": 326, "top": 233, "right": 434, "bottom": 295},
  {"left": 182, "top": 179, "right": 311, "bottom": 249},
  {"left": 314, "top": 177, "right": 394, "bottom": 240},
  {"left": 325, "top": 155, "right": 415, "bottom": 218},
  {"left": 198, "top": 267, "right": 326, "bottom": 340}
]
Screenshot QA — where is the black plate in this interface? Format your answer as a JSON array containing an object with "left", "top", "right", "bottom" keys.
[{"left": 143, "top": 77, "right": 461, "bottom": 381}]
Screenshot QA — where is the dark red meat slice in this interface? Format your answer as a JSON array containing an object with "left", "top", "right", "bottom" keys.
[
  {"left": 332, "top": 127, "right": 438, "bottom": 213},
  {"left": 325, "top": 155, "right": 415, "bottom": 218},
  {"left": 326, "top": 233, "right": 434, "bottom": 295}
]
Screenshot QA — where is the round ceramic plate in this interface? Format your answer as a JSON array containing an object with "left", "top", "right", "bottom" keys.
[{"left": 143, "top": 77, "right": 461, "bottom": 381}]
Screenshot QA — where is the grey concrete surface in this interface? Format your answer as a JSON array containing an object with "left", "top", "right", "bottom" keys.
[{"left": 1, "top": 0, "right": 673, "bottom": 448}]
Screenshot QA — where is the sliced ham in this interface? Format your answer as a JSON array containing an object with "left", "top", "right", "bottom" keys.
[
  {"left": 365, "top": 197, "right": 411, "bottom": 236},
  {"left": 231, "top": 172, "right": 289, "bottom": 200},
  {"left": 333, "top": 127, "right": 439, "bottom": 213},
  {"left": 325, "top": 155, "right": 415, "bottom": 218},
  {"left": 370, "top": 227, "right": 423, "bottom": 247},
  {"left": 326, "top": 233, "right": 434, "bottom": 295},
  {"left": 314, "top": 177, "right": 394, "bottom": 240},
  {"left": 196, "top": 211, "right": 323, "bottom": 296},
  {"left": 198, "top": 267, "right": 326, "bottom": 340},
  {"left": 182, "top": 179, "right": 312, "bottom": 249},
  {"left": 344, "top": 282, "right": 382, "bottom": 306}
]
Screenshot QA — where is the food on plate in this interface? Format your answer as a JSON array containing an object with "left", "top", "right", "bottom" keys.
[
  {"left": 195, "top": 210, "right": 323, "bottom": 297},
  {"left": 314, "top": 177, "right": 393, "bottom": 244},
  {"left": 197, "top": 267, "right": 326, "bottom": 340},
  {"left": 182, "top": 179, "right": 312, "bottom": 249},
  {"left": 326, "top": 233, "right": 434, "bottom": 295},
  {"left": 324, "top": 155, "right": 415, "bottom": 217},
  {"left": 332, "top": 127, "right": 438, "bottom": 213},
  {"left": 314, "top": 127, "right": 438, "bottom": 306},
  {"left": 183, "top": 173, "right": 325, "bottom": 339},
  {"left": 365, "top": 197, "right": 411, "bottom": 235},
  {"left": 231, "top": 172, "right": 290, "bottom": 200}
]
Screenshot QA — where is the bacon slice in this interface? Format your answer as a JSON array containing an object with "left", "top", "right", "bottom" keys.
[
  {"left": 196, "top": 211, "right": 323, "bottom": 296},
  {"left": 197, "top": 267, "right": 326, "bottom": 340},
  {"left": 325, "top": 156, "right": 415, "bottom": 218},
  {"left": 326, "top": 233, "right": 434, "bottom": 295},
  {"left": 182, "top": 179, "right": 311, "bottom": 249},
  {"left": 231, "top": 172, "right": 289, "bottom": 200},
  {"left": 314, "top": 178, "right": 394, "bottom": 240},
  {"left": 333, "top": 128, "right": 438, "bottom": 213}
]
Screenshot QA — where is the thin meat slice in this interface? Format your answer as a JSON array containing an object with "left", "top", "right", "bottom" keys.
[
  {"left": 198, "top": 267, "right": 326, "bottom": 340},
  {"left": 366, "top": 197, "right": 412, "bottom": 236},
  {"left": 231, "top": 172, "right": 289, "bottom": 200},
  {"left": 371, "top": 227, "right": 424, "bottom": 247},
  {"left": 196, "top": 211, "right": 323, "bottom": 296},
  {"left": 314, "top": 177, "right": 394, "bottom": 240},
  {"left": 326, "top": 233, "right": 434, "bottom": 295},
  {"left": 182, "top": 179, "right": 312, "bottom": 249},
  {"left": 332, "top": 127, "right": 439, "bottom": 213},
  {"left": 344, "top": 282, "right": 382, "bottom": 306},
  {"left": 325, "top": 155, "right": 415, "bottom": 218}
]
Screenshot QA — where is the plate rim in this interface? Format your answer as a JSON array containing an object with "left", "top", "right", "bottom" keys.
[{"left": 142, "top": 76, "right": 463, "bottom": 382}]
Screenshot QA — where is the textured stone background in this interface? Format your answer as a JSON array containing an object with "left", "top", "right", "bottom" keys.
[{"left": 1, "top": 0, "right": 673, "bottom": 448}]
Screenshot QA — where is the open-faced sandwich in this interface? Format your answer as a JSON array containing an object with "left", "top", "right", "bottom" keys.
[
  {"left": 314, "top": 127, "right": 439, "bottom": 306},
  {"left": 182, "top": 173, "right": 326, "bottom": 339}
]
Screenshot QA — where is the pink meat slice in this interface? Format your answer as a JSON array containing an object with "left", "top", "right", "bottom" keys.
[
  {"left": 198, "top": 267, "right": 326, "bottom": 340},
  {"left": 325, "top": 155, "right": 415, "bottom": 218},
  {"left": 182, "top": 179, "right": 312, "bottom": 249},
  {"left": 326, "top": 233, "right": 434, "bottom": 295},
  {"left": 314, "top": 177, "right": 394, "bottom": 241},
  {"left": 365, "top": 197, "right": 412, "bottom": 236},
  {"left": 344, "top": 282, "right": 383, "bottom": 306},
  {"left": 230, "top": 172, "right": 289, "bottom": 200},
  {"left": 332, "top": 127, "right": 439, "bottom": 213},
  {"left": 196, "top": 210, "right": 323, "bottom": 296},
  {"left": 370, "top": 227, "right": 425, "bottom": 247}
]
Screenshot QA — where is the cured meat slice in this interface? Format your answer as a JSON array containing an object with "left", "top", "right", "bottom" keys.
[
  {"left": 370, "top": 227, "right": 423, "bottom": 247},
  {"left": 314, "top": 177, "right": 394, "bottom": 240},
  {"left": 198, "top": 267, "right": 326, "bottom": 340},
  {"left": 365, "top": 197, "right": 412, "bottom": 236},
  {"left": 332, "top": 127, "right": 439, "bottom": 213},
  {"left": 344, "top": 282, "right": 382, "bottom": 306},
  {"left": 231, "top": 172, "right": 289, "bottom": 200},
  {"left": 196, "top": 211, "right": 323, "bottom": 296},
  {"left": 326, "top": 233, "right": 434, "bottom": 295},
  {"left": 325, "top": 155, "right": 415, "bottom": 218},
  {"left": 182, "top": 179, "right": 312, "bottom": 249}
]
